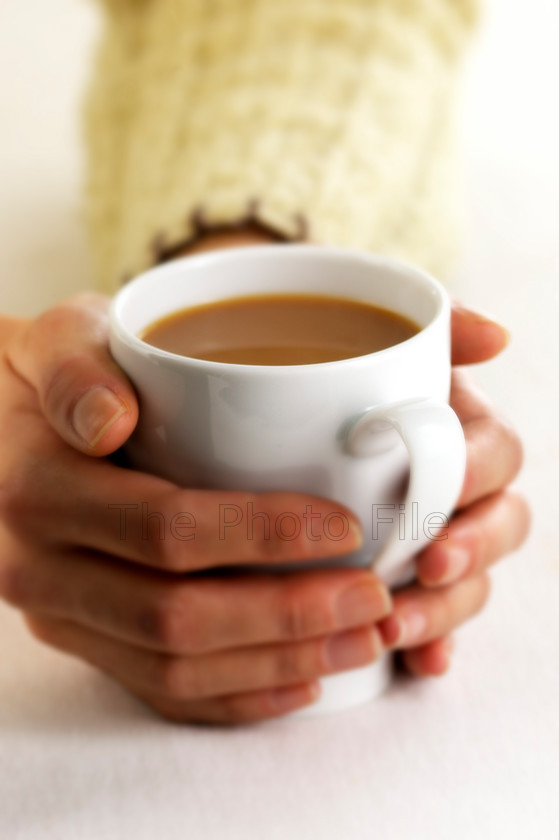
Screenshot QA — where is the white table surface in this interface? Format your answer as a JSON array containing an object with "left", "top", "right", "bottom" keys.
[{"left": 1, "top": 2, "right": 558, "bottom": 838}]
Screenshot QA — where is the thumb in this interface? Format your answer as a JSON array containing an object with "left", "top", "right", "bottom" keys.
[{"left": 7, "top": 293, "right": 139, "bottom": 456}]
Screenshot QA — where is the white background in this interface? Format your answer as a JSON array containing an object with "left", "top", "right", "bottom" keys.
[{"left": 1, "top": 2, "right": 558, "bottom": 839}]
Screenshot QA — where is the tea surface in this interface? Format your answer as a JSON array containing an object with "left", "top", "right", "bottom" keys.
[{"left": 141, "top": 294, "right": 419, "bottom": 365}]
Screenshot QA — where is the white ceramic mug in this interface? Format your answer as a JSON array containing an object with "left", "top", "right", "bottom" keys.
[{"left": 109, "top": 245, "right": 466, "bottom": 715}]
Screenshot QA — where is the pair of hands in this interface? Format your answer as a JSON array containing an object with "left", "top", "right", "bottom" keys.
[{"left": 0, "top": 254, "right": 529, "bottom": 725}]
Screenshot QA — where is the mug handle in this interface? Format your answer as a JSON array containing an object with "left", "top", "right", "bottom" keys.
[{"left": 345, "top": 398, "right": 466, "bottom": 588}]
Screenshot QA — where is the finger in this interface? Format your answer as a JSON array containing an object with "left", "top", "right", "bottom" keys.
[
  {"left": 399, "top": 635, "right": 455, "bottom": 678},
  {"left": 24, "top": 613, "right": 382, "bottom": 706},
  {"left": 450, "top": 371, "right": 524, "bottom": 508},
  {"left": 451, "top": 302, "right": 510, "bottom": 366},
  {"left": 460, "top": 415, "right": 524, "bottom": 508},
  {"left": 416, "top": 490, "right": 531, "bottom": 587},
  {"left": 3, "top": 443, "right": 363, "bottom": 569},
  {"left": 7, "top": 294, "right": 138, "bottom": 456},
  {"left": 2, "top": 552, "right": 390, "bottom": 653},
  {"left": 24, "top": 614, "right": 321, "bottom": 723},
  {"left": 135, "top": 682, "right": 322, "bottom": 724},
  {"left": 377, "top": 573, "right": 492, "bottom": 650},
  {"left": 450, "top": 368, "right": 498, "bottom": 423}
]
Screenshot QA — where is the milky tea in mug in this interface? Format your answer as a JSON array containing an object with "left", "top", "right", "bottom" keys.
[{"left": 139, "top": 293, "right": 419, "bottom": 365}]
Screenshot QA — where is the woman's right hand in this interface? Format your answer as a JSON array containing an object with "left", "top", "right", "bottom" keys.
[{"left": 0, "top": 295, "right": 390, "bottom": 723}]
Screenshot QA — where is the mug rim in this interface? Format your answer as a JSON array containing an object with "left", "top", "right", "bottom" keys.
[{"left": 109, "top": 245, "right": 449, "bottom": 375}]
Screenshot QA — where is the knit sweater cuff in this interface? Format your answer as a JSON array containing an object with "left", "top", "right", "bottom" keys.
[{"left": 85, "top": 0, "right": 479, "bottom": 292}]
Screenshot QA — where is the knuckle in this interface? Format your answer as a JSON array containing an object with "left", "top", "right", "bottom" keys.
[
  {"left": 277, "top": 590, "right": 307, "bottom": 641},
  {"left": 155, "top": 656, "right": 198, "bottom": 700},
  {"left": 274, "top": 642, "right": 320, "bottom": 683},
  {"left": 139, "top": 525, "right": 179, "bottom": 572},
  {"left": 500, "top": 420, "right": 524, "bottom": 482},
  {"left": 484, "top": 414, "right": 524, "bottom": 482},
  {"left": 64, "top": 292, "right": 110, "bottom": 315},
  {"left": 140, "top": 602, "right": 182, "bottom": 651},
  {"left": 140, "top": 588, "right": 202, "bottom": 654},
  {"left": 140, "top": 494, "right": 191, "bottom": 572},
  {"left": 42, "top": 353, "right": 89, "bottom": 419},
  {"left": 278, "top": 583, "right": 335, "bottom": 641},
  {"left": 31, "top": 297, "right": 105, "bottom": 350},
  {"left": 32, "top": 306, "right": 74, "bottom": 340}
]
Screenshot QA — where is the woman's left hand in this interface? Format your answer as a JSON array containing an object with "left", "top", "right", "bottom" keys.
[
  {"left": 182, "top": 232, "right": 531, "bottom": 680},
  {"left": 378, "top": 303, "right": 530, "bottom": 675}
]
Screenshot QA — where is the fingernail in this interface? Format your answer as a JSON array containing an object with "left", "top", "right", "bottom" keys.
[
  {"left": 72, "top": 387, "right": 128, "bottom": 447},
  {"left": 326, "top": 627, "right": 383, "bottom": 671},
  {"left": 399, "top": 610, "right": 427, "bottom": 644},
  {"left": 422, "top": 545, "right": 470, "bottom": 586},
  {"left": 378, "top": 614, "right": 404, "bottom": 648},
  {"left": 336, "top": 579, "right": 391, "bottom": 628},
  {"left": 456, "top": 304, "right": 511, "bottom": 345},
  {"left": 347, "top": 519, "right": 363, "bottom": 550},
  {"left": 320, "top": 517, "right": 362, "bottom": 556},
  {"left": 268, "top": 681, "right": 322, "bottom": 713},
  {"left": 436, "top": 546, "right": 471, "bottom": 585}
]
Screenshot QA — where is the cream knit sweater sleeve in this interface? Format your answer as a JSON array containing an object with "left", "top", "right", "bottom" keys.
[{"left": 84, "top": 0, "right": 479, "bottom": 293}]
